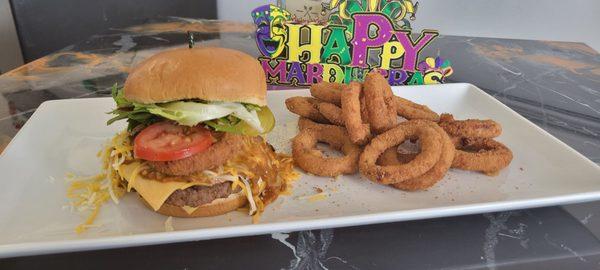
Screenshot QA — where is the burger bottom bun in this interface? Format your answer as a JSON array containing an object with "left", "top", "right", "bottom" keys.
[{"left": 138, "top": 191, "right": 247, "bottom": 218}]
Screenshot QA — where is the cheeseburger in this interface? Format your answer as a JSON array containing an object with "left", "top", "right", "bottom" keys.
[{"left": 105, "top": 47, "right": 297, "bottom": 219}]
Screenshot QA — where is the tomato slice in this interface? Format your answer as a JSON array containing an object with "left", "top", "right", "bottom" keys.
[{"left": 134, "top": 122, "right": 214, "bottom": 161}]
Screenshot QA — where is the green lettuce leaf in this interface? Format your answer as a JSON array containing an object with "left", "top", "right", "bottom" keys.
[
  {"left": 111, "top": 83, "right": 131, "bottom": 108},
  {"left": 205, "top": 106, "right": 274, "bottom": 136},
  {"left": 107, "top": 85, "right": 274, "bottom": 135}
]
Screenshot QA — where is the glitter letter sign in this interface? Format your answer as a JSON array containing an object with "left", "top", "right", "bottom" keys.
[{"left": 251, "top": 1, "right": 452, "bottom": 86}]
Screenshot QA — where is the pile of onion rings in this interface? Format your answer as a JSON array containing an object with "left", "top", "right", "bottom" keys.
[{"left": 285, "top": 72, "right": 513, "bottom": 189}]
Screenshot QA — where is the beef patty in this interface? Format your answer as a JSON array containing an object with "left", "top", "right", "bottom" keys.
[{"left": 165, "top": 182, "right": 238, "bottom": 207}]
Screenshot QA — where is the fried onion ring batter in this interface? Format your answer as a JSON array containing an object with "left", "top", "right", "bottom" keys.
[
  {"left": 451, "top": 137, "right": 513, "bottom": 175},
  {"left": 298, "top": 117, "right": 329, "bottom": 131},
  {"left": 359, "top": 121, "right": 442, "bottom": 184},
  {"left": 439, "top": 113, "right": 502, "bottom": 138},
  {"left": 317, "top": 102, "right": 345, "bottom": 126},
  {"left": 292, "top": 124, "right": 361, "bottom": 177},
  {"left": 360, "top": 94, "right": 370, "bottom": 124},
  {"left": 377, "top": 147, "right": 418, "bottom": 165},
  {"left": 377, "top": 121, "right": 456, "bottom": 190},
  {"left": 298, "top": 118, "right": 344, "bottom": 134},
  {"left": 395, "top": 96, "right": 440, "bottom": 121},
  {"left": 363, "top": 72, "right": 398, "bottom": 134},
  {"left": 341, "top": 82, "right": 372, "bottom": 145},
  {"left": 285, "top": 96, "right": 329, "bottom": 123},
  {"left": 310, "top": 81, "right": 343, "bottom": 105}
]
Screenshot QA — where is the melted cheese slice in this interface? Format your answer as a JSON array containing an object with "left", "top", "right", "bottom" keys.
[
  {"left": 118, "top": 162, "right": 213, "bottom": 211},
  {"left": 182, "top": 205, "right": 200, "bottom": 214}
]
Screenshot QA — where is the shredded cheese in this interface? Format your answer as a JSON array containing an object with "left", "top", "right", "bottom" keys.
[
  {"left": 164, "top": 216, "right": 174, "bottom": 232},
  {"left": 126, "top": 162, "right": 144, "bottom": 192},
  {"left": 66, "top": 131, "right": 130, "bottom": 233},
  {"left": 240, "top": 176, "right": 257, "bottom": 215},
  {"left": 67, "top": 131, "right": 300, "bottom": 233},
  {"left": 221, "top": 136, "right": 299, "bottom": 222},
  {"left": 301, "top": 192, "right": 328, "bottom": 202}
]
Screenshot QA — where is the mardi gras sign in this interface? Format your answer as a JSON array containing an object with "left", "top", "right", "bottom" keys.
[{"left": 251, "top": 1, "right": 452, "bottom": 87}]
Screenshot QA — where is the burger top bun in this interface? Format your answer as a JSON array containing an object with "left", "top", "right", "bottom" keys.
[{"left": 124, "top": 47, "right": 267, "bottom": 106}]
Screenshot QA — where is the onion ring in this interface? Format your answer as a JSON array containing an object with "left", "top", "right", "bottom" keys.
[
  {"left": 292, "top": 123, "right": 361, "bottom": 177},
  {"left": 360, "top": 94, "right": 370, "bottom": 124},
  {"left": 341, "top": 82, "right": 372, "bottom": 145},
  {"left": 439, "top": 113, "right": 502, "bottom": 138},
  {"left": 376, "top": 121, "right": 455, "bottom": 190},
  {"left": 148, "top": 132, "right": 243, "bottom": 176},
  {"left": 317, "top": 102, "right": 345, "bottom": 126},
  {"left": 310, "top": 81, "right": 343, "bottom": 105},
  {"left": 359, "top": 121, "right": 442, "bottom": 184},
  {"left": 395, "top": 96, "right": 440, "bottom": 121},
  {"left": 298, "top": 117, "right": 339, "bottom": 132},
  {"left": 377, "top": 147, "right": 418, "bottom": 165},
  {"left": 363, "top": 72, "right": 398, "bottom": 134},
  {"left": 451, "top": 137, "right": 513, "bottom": 175},
  {"left": 285, "top": 96, "right": 329, "bottom": 123}
]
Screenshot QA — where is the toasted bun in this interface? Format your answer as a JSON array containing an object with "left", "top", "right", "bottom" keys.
[
  {"left": 124, "top": 47, "right": 267, "bottom": 106},
  {"left": 139, "top": 192, "right": 247, "bottom": 218}
]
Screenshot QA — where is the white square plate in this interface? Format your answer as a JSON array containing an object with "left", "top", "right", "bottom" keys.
[{"left": 0, "top": 83, "right": 599, "bottom": 258}]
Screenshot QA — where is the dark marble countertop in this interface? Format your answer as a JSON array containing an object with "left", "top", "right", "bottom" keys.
[{"left": 1, "top": 17, "right": 600, "bottom": 269}]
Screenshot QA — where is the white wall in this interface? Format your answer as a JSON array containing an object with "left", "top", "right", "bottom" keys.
[
  {"left": 411, "top": 0, "right": 600, "bottom": 52},
  {"left": 217, "top": 0, "right": 600, "bottom": 52},
  {"left": 0, "top": 0, "right": 23, "bottom": 73}
]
